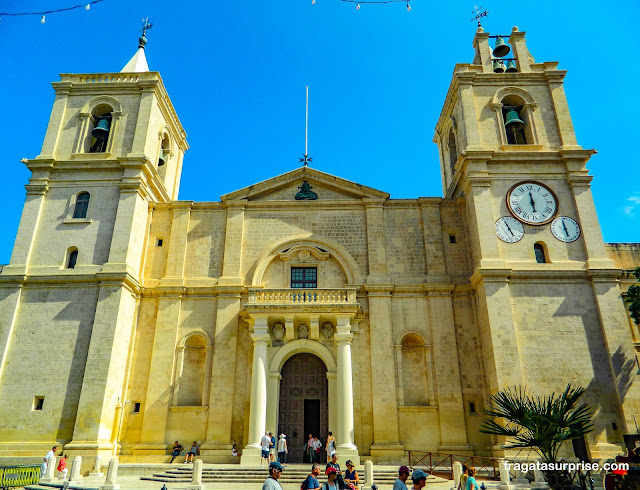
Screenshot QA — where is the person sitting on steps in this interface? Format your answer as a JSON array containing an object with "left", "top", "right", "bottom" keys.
[{"left": 184, "top": 441, "right": 198, "bottom": 463}]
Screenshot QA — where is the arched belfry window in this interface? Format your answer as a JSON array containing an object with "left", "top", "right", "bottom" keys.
[
  {"left": 492, "top": 88, "right": 539, "bottom": 147},
  {"left": 66, "top": 248, "right": 78, "bottom": 269},
  {"left": 448, "top": 128, "right": 458, "bottom": 174},
  {"left": 158, "top": 133, "right": 170, "bottom": 181},
  {"left": 88, "top": 104, "right": 113, "bottom": 153},
  {"left": 534, "top": 242, "right": 548, "bottom": 263},
  {"left": 73, "top": 192, "right": 90, "bottom": 219}
]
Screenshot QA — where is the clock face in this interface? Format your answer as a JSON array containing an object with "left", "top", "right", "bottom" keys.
[
  {"left": 550, "top": 216, "right": 581, "bottom": 242},
  {"left": 507, "top": 181, "right": 558, "bottom": 225},
  {"left": 496, "top": 216, "right": 525, "bottom": 243}
]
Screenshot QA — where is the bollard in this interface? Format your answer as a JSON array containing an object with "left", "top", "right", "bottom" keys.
[
  {"left": 69, "top": 456, "right": 83, "bottom": 482},
  {"left": 98, "top": 458, "right": 120, "bottom": 490},
  {"left": 362, "top": 460, "right": 374, "bottom": 490},
  {"left": 185, "top": 459, "right": 206, "bottom": 490},
  {"left": 451, "top": 461, "right": 463, "bottom": 490},
  {"left": 40, "top": 455, "right": 57, "bottom": 483},
  {"left": 530, "top": 468, "right": 549, "bottom": 489},
  {"left": 498, "top": 459, "right": 513, "bottom": 490},
  {"left": 90, "top": 455, "right": 104, "bottom": 477}
]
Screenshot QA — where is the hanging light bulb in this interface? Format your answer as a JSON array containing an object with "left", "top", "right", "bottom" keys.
[
  {"left": 406, "top": 1, "right": 411, "bottom": 11},
  {"left": 40, "top": 14, "right": 45, "bottom": 23},
  {"left": 356, "top": 3, "right": 360, "bottom": 9},
  {"left": 85, "top": 3, "right": 90, "bottom": 9}
]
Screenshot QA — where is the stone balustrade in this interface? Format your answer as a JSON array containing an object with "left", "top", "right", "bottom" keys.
[{"left": 247, "top": 288, "right": 357, "bottom": 305}]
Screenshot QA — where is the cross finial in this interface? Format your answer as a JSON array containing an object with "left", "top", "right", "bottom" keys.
[
  {"left": 299, "top": 154, "right": 313, "bottom": 167},
  {"left": 470, "top": 5, "right": 489, "bottom": 27}
]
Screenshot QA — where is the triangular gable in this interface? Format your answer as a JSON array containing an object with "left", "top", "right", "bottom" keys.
[{"left": 220, "top": 167, "right": 390, "bottom": 202}]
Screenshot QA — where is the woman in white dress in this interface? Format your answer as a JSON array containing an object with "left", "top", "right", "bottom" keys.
[{"left": 326, "top": 431, "right": 336, "bottom": 463}]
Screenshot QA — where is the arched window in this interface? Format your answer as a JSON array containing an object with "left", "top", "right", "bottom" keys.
[
  {"left": 158, "top": 134, "right": 169, "bottom": 181},
  {"left": 73, "top": 192, "right": 90, "bottom": 219},
  {"left": 175, "top": 334, "right": 209, "bottom": 406},
  {"left": 400, "top": 333, "right": 430, "bottom": 406},
  {"left": 67, "top": 248, "right": 78, "bottom": 269},
  {"left": 88, "top": 104, "right": 113, "bottom": 153},
  {"left": 534, "top": 242, "right": 547, "bottom": 263},
  {"left": 448, "top": 128, "right": 458, "bottom": 174}
]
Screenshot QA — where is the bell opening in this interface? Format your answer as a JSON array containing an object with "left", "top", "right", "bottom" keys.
[{"left": 502, "top": 106, "right": 527, "bottom": 145}]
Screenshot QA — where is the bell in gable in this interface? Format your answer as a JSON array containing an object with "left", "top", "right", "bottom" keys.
[
  {"left": 492, "top": 36, "right": 510, "bottom": 58},
  {"left": 504, "top": 109, "right": 524, "bottom": 129},
  {"left": 91, "top": 118, "right": 110, "bottom": 141},
  {"left": 158, "top": 148, "right": 167, "bottom": 167},
  {"left": 505, "top": 60, "right": 517, "bottom": 73},
  {"left": 493, "top": 60, "right": 505, "bottom": 73}
]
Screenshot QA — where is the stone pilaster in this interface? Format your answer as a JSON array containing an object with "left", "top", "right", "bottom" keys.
[
  {"left": 240, "top": 316, "right": 270, "bottom": 466},
  {"left": 160, "top": 202, "right": 192, "bottom": 285},
  {"left": 364, "top": 198, "right": 390, "bottom": 284},
  {"left": 139, "top": 293, "right": 183, "bottom": 450},
  {"left": 219, "top": 200, "right": 247, "bottom": 286}
]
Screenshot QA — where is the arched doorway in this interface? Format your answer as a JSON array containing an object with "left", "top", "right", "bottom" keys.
[{"left": 278, "top": 353, "right": 328, "bottom": 463}]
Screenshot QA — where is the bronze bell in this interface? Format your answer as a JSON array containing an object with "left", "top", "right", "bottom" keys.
[
  {"left": 505, "top": 60, "right": 517, "bottom": 73},
  {"left": 504, "top": 109, "right": 524, "bottom": 129},
  {"left": 158, "top": 148, "right": 167, "bottom": 167},
  {"left": 493, "top": 60, "right": 505, "bottom": 73},
  {"left": 492, "top": 37, "right": 510, "bottom": 58},
  {"left": 91, "top": 118, "right": 110, "bottom": 141}
]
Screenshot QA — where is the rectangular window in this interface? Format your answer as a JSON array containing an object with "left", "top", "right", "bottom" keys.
[
  {"left": 291, "top": 267, "right": 317, "bottom": 289},
  {"left": 132, "top": 402, "right": 141, "bottom": 413},
  {"left": 33, "top": 396, "right": 45, "bottom": 411},
  {"left": 156, "top": 238, "right": 163, "bottom": 247}
]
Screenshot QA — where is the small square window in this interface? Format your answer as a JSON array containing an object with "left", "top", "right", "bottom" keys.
[
  {"left": 156, "top": 239, "right": 163, "bottom": 247},
  {"left": 449, "top": 234, "right": 457, "bottom": 244},
  {"left": 612, "top": 422, "right": 618, "bottom": 431},
  {"left": 291, "top": 267, "right": 317, "bottom": 289},
  {"left": 33, "top": 396, "right": 45, "bottom": 411},
  {"left": 132, "top": 402, "right": 141, "bottom": 413},
  {"left": 469, "top": 402, "right": 476, "bottom": 413}
]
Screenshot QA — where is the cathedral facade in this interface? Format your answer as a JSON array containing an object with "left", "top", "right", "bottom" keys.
[{"left": 1, "top": 27, "right": 639, "bottom": 467}]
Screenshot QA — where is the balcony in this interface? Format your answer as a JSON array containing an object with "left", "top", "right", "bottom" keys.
[{"left": 245, "top": 287, "right": 360, "bottom": 314}]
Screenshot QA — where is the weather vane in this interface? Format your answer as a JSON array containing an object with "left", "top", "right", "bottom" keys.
[
  {"left": 140, "top": 17, "right": 153, "bottom": 37},
  {"left": 299, "top": 86, "right": 313, "bottom": 167},
  {"left": 471, "top": 5, "right": 488, "bottom": 27}
]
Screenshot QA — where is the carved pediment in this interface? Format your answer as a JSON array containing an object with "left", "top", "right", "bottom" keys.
[{"left": 220, "top": 166, "right": 389, "bottom": 202}]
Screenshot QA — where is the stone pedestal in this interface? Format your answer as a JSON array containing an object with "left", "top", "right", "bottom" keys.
[
  {"left": 362, "top": 460, "right": 374, "bottom": 490},
  {"left": 68, "top": 456, "right": 82, "bottom": 482},
  {"left": 498, "top": 459, "right": 515, "bottom": 490},
  {"left": 530, "top": 469, "right": 549, "bottom": 489},
  {"left": 451, "top": 461, "right": 463, "bottom": 490},
  {"left": 98, "top": 458, "right": 120, "bottom": 490},
  {"left": 39, "top": 456, "right": 56, "bottom": 483}
]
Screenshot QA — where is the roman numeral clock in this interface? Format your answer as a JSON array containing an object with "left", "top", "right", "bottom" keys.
[{"left": 495, "top": 181, "right": 581, "bottom": 243}]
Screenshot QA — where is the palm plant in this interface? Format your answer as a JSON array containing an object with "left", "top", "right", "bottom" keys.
[{"left": 480, "top": 384, "right": 594, "bottom": 490}]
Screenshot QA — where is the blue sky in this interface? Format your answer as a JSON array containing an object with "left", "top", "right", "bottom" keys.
[{"left": 0, "top": 1, "right": 637, "bottom": 264}]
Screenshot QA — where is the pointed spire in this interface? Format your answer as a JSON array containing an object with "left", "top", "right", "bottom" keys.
[{"left": 121, "top": 18, "right": 152, "bottom": 73}]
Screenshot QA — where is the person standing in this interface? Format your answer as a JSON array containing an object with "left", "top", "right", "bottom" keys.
[
  {"left": 326, "top": 432, "right": 336, "bottom": 462},
  {"left": 57, "top": 455, "right": 68, "bottom": 480},
  {"left": 393, "top": 465, "right": 410, "bottom": 490},
  {"left": 313, "top": 436, "right": 323, "bottom": 463},
  {"left": 307, "top": 434, "right": 315, "bottom": 463},
  {"left": 170, "top": 441, "right": 182, "bottom": 463},
  {"left": 457, "top": 465, "right": 468, "bottom": 490},
  {"left": 270, "top": 432, "right": 277, "bottom": 463},
  {"left": 465, "top": 467, "right": 477, "bottom": 490},
  {"left": 302, "top": 463, "right": 321, "bottom": 490},
  {"left": 261, "top": 432, "right": 272, "bottom": 467},
  {"left": 42, "top": 446, "right": 57, "bottom": 477},
  {"left": 411, "top": 469, "right": 428, "bottom": 490},
  {"left": 277, "top": 433, "right": 288, "bottom": 465},
  {"left": 325, "top": 453, "right": 341, "bottom": 474},
  {"left": 262, "top": 461, "right": 284, "bottom": 490}
]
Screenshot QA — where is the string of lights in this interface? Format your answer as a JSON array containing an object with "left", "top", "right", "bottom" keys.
[
  {"left": 313, "top": 0, "right": 413, "bottom": 11},
  {"left": 0, "top": 0, "right": 105, "bottom": 24}
]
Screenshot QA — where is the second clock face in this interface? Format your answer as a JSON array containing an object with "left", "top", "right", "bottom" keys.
[
  {"left": 507, "top": 181, "right": 558, "bottom": 225},
  {"left": 551, "top": 216, "right": 581, "bottom": 242},
  {"left": 496, "top": 217, "right": 524, "bottom": 243}
]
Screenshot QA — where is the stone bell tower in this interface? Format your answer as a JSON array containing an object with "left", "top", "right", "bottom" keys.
[
  {"left": 0, "top": 32, "right": 187, "bottom": 460},
  {"left": 433, "top": 26, "right": 640, "bottom": 459}
]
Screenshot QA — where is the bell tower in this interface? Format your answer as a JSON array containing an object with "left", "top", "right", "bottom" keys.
[
  {"left": 0, "top": 32, "right": 187, "bottom": 459},
  {"left": 433, "top": 26, "right": 640, "bottom": 459}
]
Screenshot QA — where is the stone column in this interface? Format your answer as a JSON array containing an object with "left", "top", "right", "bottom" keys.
[
  {"left": 185, "top": 459, "right": 206, "bottom": 490},
  {"left": 451, "top": 462, "right": 463, "bottom": 490},
  {"left": 266, "top": 372, "right": 282, "bottom": 436},
  {"left": 327, "top": 372, "right": 337, "bottom": 437},
  {"left": 98, "top": 458, "right": 120, "bottom": 490},
  {"left": 241, "top": 316, "right": 270, "bottom": 466},
  {"left": 335, "top": 315, "right": 360, "bottom": 464}
]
